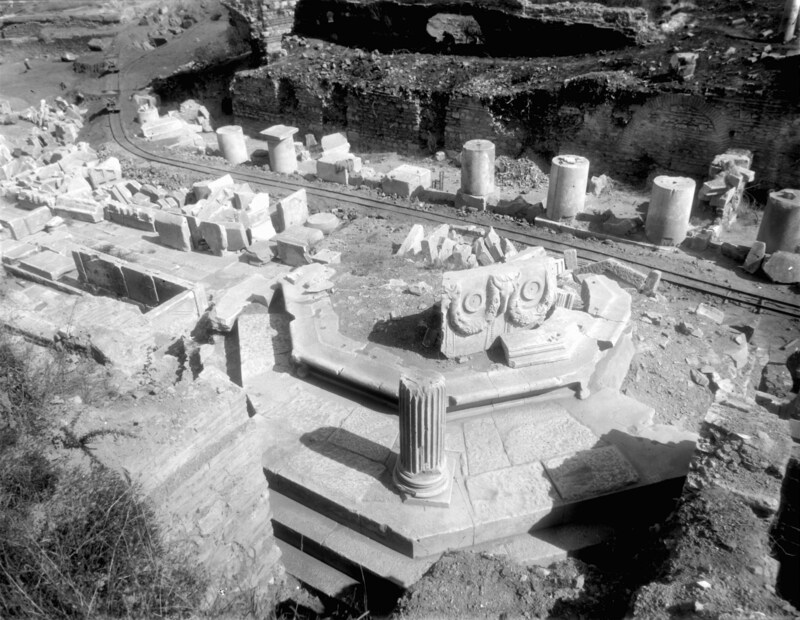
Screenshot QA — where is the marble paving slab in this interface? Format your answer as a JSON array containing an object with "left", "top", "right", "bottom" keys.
[
  {"left": 543, "top": 445, "right": 639, "bottom": 501},
  {"left": 493, "top": 406, "right": 601, "bottom": 466},
  {"left": 463, "top": 417, "right": 511, "bottom": 475}
]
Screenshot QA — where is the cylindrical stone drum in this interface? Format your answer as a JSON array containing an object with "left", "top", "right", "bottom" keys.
[
  {"left": 216, "top": 125, "right": 249, "bottom": 165},
  {"left": 756, "top": 189, "right": 800, "bottom": 254},
  {"left": 137, "top": 105, "right": 159, "bottom": 125},
  {"left": 393, "top": 371, "right": 449, "bottom": 498},
  {"left": 645, "top": 176, "right": 696, "bottom": 246},
  {"left": 267, "top": 137, "right": 297, "bottom": 174},
  {"left": 546, "top": 155, "right": 590, "bottom": 220},
  {"left": 460, "top": 139, "right": 495, "bottom": 196}
]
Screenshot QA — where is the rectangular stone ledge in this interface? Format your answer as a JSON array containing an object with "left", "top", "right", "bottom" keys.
[
  {"left": 3, "top": 262, "right": 85, "bottom": 296},
  {"left": 71, "top": 246, "right": 206, "bottom": 318},
  {"left": 265, "top": 468, "right": 416, "bottom": 558}
]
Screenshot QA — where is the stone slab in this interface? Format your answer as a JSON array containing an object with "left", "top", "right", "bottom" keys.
[
  {"left": 223, "top": 221, "right": 249, "bottom": 252},
  {"left": 52, "top": 200, "right": 104, "bottom": 223},
  {"left": 237, "top": 312, "right": 276, "bottom": 387},
  {"left": 557, "top": 388, "right": 655, "bottom": 437},
  {"left": 260, "top": 124, "right": 299, "bottom": 142},
  {"left": 543, "top": 445, "right": 639, "bottom": 501},
  {"left": 382, "top": 164, "right": 432, "bottom": 199},
  {"left": 329, "top": 407, "right": 398, "bottom": 464},
  {"left": 272, "top": 491, "right": 431, "bottom": 589},
  {"left": 278, "top": 541, "right": 359, "bottom": 598},
  {"left": 120, "top": 265, "right": 158, "bottom": 306},
  {"left": 276, "top": 189, "right": 309, "bottom": 232},
  {"left": 17, "top": 250, "right": 76, "bottom": 281},
  {"left": 212, "top": 273, "right": 276, "bottom": 331},
  {"left": 462, "top": 417, "right": 511, "bottom": 475},
  {"left": 396, "top": 224, "right": 424, "bottom": 257},
  {"left": 0, "top": 239, "right": 38, "bottom": 264},
  {"left": 0, "top": 206, "right": 51, "bottom": 239},
  {"left": 198, "top": 220, "right": 228, "bottom": 255},
  {"left": 467, "top": 461, "right": 558, "bottom": 544},
  {"left": 154, "top": 211, "right": 191, "bottom": 252},
  {"left": 492, "top": 405, "right": 600, "bottom": 466}
]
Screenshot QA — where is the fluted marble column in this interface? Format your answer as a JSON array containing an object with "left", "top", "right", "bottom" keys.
[{"left": 393, "top": 371, "right": 451, "bottom": 501}]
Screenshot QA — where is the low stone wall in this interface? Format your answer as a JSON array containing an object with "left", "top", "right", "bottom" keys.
[{"left": 71, "top": 247, "right": 207, "bottom": 326}]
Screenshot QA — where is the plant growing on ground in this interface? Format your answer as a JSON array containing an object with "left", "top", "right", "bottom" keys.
[{"left": 0, "top": 336, "right": 206, "bottom": 619}]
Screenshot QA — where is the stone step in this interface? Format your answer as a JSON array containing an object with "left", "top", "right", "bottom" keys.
[
  {"left": 271, "top": 491, "right": 430, "bottom": 589},
  {"left": 276, "top": 539, "right": 359, "bottom": 599},
  {"left": 271, "top": 490, "right": 618, "bottom": 591}
]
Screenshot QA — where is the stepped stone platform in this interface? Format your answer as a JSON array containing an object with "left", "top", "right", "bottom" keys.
[
  {"left": 239, "top": 254, "right": 697, "bottom": 586},
  {"left": 262, "top": 385, "right": 695, "bottom": 560}
]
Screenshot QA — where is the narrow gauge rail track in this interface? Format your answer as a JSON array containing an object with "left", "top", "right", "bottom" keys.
[{"left": 107, "top": 60, "right": 800, "bottom": 319}]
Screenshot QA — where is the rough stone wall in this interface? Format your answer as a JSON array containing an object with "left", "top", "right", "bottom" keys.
[
  {"left": 563, "top": 91, "right": 800, "bottom": 188},
  {"left": 445, "top": 96, "right": 526, "bottom": 156},
  {"left": 232, "top": 69, "right": 800, "bottom": 188},
  {"left": 223, "top": 0, "right": 298, "bottom": 58},
  {"left": 346, "top": 91, "right": 423, "bottom": 152}
]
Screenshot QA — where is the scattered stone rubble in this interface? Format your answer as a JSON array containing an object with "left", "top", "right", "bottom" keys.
[
  {"left": 138, "top": 95, "right": 208, "bottom": 153},
  {"left": 0, "top": 97, "right": 344, "bottom": 295},
  {"left": 697, "top": 148, "right": 756, "bottom": 228},
  {"left": 396, "top": 222, "right": 520, "bottom": 269}
]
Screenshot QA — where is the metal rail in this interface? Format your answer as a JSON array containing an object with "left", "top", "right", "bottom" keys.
[{"left": 108, "top": 54, "right": 800, "bottom": 319}]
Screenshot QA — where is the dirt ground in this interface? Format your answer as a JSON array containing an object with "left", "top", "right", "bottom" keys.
[{"left": 1, "top": 2, "right": 799, "bottom": 618}]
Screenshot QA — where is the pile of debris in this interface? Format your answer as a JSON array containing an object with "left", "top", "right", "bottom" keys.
[
  {"left": 697, "top": 148, "right": 755, "bottom": 227},
  {"left": 396, "top": 223, "right": 522, "bottom": 269},
  {"left": 494, "top": 155, "right": 548, "bottom": 190},
  {"left": 136, "top": 94, "right": 209, "bottom": 153},
  {"left": 2, "top": 96, "right": 86, "bottom": 155},
  {"left": 395, "top": 222, "right": 664, "bottom": 303}
]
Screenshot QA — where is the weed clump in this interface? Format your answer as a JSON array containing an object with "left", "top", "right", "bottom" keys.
[{"left": 0, "top": 337, "right": 204, "bottom": 619}]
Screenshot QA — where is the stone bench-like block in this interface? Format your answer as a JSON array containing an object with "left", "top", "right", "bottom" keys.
[
  {"left": 53, "top": 198, "right": 104, "bottom": 223},
  {"left": 0, "top": 206, "right": 51, "bottom": 239},
  {"left": 316, "top": 153, "right": 362, "bottom": 185},
  {"left": 18, "top": 251, "right": 76, "bottom": 281},
  {"left": 154, "top": 211, "right": 191, "bottom": 252},
  {"left": 382, "top": 165, "right": 432, "bottom": 199}
]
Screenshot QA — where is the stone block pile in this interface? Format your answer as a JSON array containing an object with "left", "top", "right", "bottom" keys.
[
  {"left": 697, "top": 148, "right": 755, "bottom": 227},
  {"left": 0, "top": 98, "right": 125, "bottom": 242},
  {"left": 396, "top": 223, "right": 525, "bottom": 269},
  {"left": 139, "top": 98, "right": 213, "bottom": 153}
]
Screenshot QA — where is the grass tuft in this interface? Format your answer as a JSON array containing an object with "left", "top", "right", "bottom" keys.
[{"left": 0, "top": 336, "right": 205, "bottom": 619}]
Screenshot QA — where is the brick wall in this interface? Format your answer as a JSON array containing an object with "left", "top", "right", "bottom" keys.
[
  {"left": 223, "top": 0, "right": 298, "bottom": 58},
  {"left": 346, "top": 91, "right": 423, "bottom": 152},
  {"left": 232, "top": 69, "right": 800, "bottom": 189},
  {"left": 563, "top": 92, "right": 800, "bottom": 188}
]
